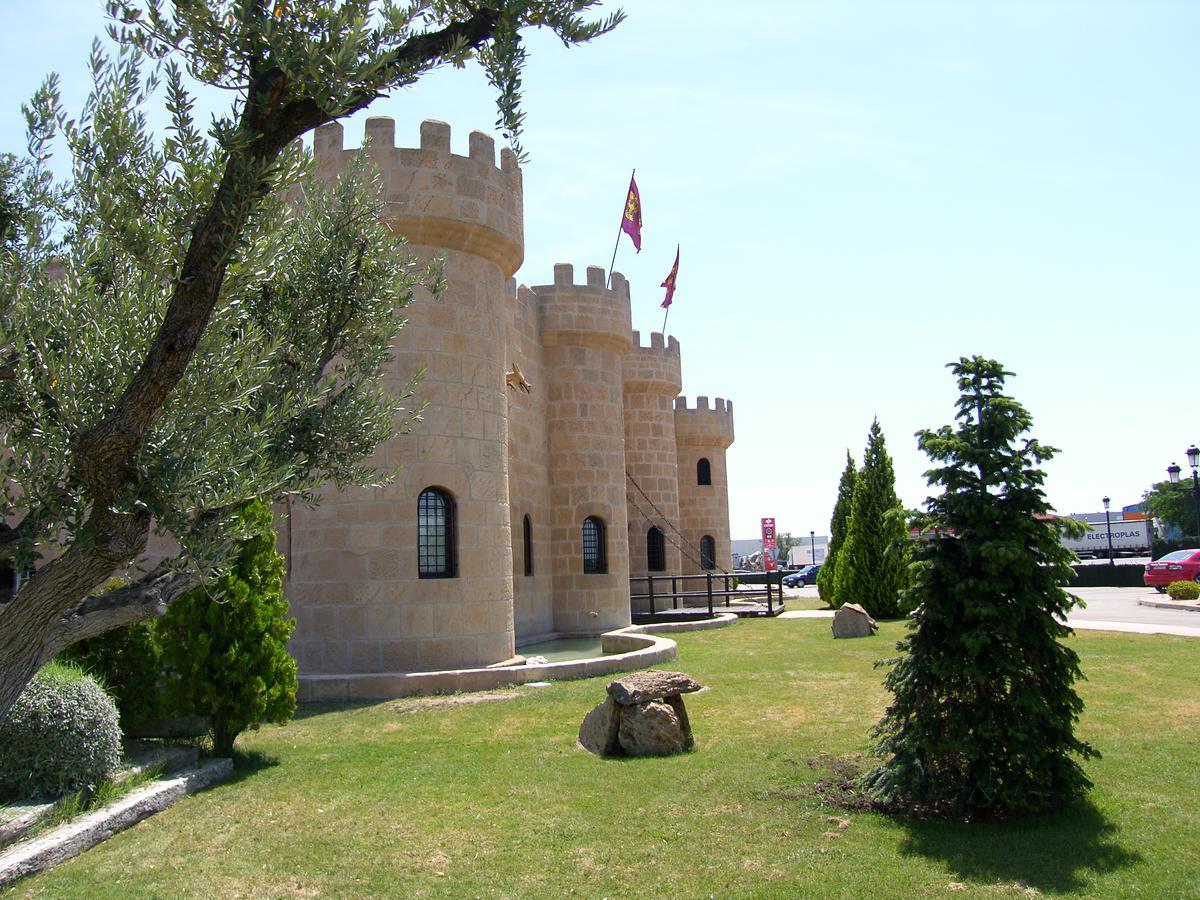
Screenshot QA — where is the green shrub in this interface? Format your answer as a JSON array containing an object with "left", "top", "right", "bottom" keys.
[
  {"left": 159, "top": 499, "right": 297, "bottom": 755},
  {"left": 0, "top": 662, "right": 122, "bottom": 800},
  {"left": 60, "top": 618, "right": 168, "bottom": 730},
  {"left": 1166, "top": 580, "right": 1200, "bottom": 601}
]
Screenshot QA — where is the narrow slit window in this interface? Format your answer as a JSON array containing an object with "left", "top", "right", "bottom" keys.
[
  {"left": 700, "top": 535, "right": 716, "bottom": 570},
  {"left": 697, "top": 458, "right": 712, "bottom": 485},
  {"left": 523, "top": 514, "right": 533, "bottom": 577}
]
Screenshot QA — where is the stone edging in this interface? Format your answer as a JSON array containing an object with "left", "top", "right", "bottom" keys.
[
  {"left": 299, "top": 614, "right": 739, "bottom": 702},
  {"left": 0, "top": 758, "right": 233, "bottom": 888},
  {"left": 1137, "top": 598, "right": 1200, "bottom": 613}
]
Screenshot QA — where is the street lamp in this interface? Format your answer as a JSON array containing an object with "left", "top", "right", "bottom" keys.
[
  {"left": 1165, "top": 453, "right": 1200, "bottom": 541},
  {"left": 1102, "top": 496, "right": 1114, "bottom": 566},
  {"left": 809, "top": 530, "right": 816, "bottom": 565},
  {"left": 1189, "top": 446, "right": 1200, "bottom": 541}
]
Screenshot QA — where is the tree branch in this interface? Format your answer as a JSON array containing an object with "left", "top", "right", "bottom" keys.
[
  {"left": 44, "top": 565, "right": 196, "bottom": 657},
  {"left": 72, "top": 6, "right": 503, "bottom": 510}
]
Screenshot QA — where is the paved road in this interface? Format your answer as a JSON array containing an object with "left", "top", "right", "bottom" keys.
[{"left": 784, "top": 584, "right": 1200, "bottom": 636}]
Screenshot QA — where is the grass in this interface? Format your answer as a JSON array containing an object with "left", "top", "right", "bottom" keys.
[{"left": 6, "top": 619, "right": 1199, "bottom": 898}]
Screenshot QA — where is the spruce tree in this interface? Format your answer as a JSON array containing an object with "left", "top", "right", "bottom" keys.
[
  {"left": 817, "top": 451, "right": 856, "bottom": 606},
  {"left": 833, "top": 420, "right": 909, "bottom": 617},
  {"left": 862, "top": 357, "right": 1098, "bottom": 819}
]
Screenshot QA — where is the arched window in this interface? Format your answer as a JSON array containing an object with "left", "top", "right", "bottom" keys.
[
  {"left": 647, "top": 527, "right": 666, "bottom": 572},
  {"left": 523, "top": 515, "right": 533, "bottom": 577},
  {"left": 700, "top": 535, "right": 716, "bottom": 570},
  {"left": 697, "top": 457, "right": 712, "bottom": 486},
  {"left": 582, "top": 516, "right": 607, "bottom": 574},
  {"left": 417, "top": 487, "right": 456, "bottom": 578}
]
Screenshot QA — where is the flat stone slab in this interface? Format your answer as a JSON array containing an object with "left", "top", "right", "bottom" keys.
[
  {"left": 0, "top": 758, "right": 232, "bottom": 888},
  {"left": 607, "top": 671, "right": 702, "bottom": 706}
]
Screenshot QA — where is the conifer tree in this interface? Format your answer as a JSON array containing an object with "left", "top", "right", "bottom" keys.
[
  {"left": 833, "top": 420, "right": 909, "bottom": 617},
  {"left": 158, "top": 499, "right": 295, "bottom": 756},
  {"left": 862, "top": 357, "right": 1098, "bottom": 819},
  {"left": 817, "top": 451, "right": 856, "bottom": 605}
]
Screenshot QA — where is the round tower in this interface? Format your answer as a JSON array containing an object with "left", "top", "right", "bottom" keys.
[
  {"left": 288, "top": 118, "right": 523, "bottom": 693},
  {"left": 622, "top": 331, "right": 683, "bottom": 587},
  {"left": 533, "top": 264, "right": 633, "bottom": 635},
  {"left": 674, "top": 397, "right": 736, "bottom": 576}
]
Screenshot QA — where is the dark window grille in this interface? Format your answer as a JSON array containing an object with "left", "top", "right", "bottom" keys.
[
  {"left": 418, "top": 487, "right": 456, "bottom": 578},
  {"left": 583, "top": 516, "right": 607, "bottom": 574},
  {"left": 697, "top": 457, "right": 712, "bottom": 485},
  {"left": 647, "top": 527, "right": 666, "bottom": 572},
  {"left": 523, "top": 515, "right": 533, "bottom": 577},
  {"left": 700, "top": 535, "right": 716, "bottom": 570}
]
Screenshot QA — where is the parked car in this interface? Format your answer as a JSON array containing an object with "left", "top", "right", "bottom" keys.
[
  {"left": 783, "top": 565, "right": 821, "bottom": 588},
  {"left": 1143, "top": 549, "right": 1200, "bottom": 592}
]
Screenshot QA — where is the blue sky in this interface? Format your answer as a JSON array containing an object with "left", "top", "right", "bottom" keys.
[{"left": 1, "top": 1, "right": 1197, "bottom": 540}]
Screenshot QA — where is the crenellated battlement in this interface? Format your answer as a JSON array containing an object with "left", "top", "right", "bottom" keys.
[
  {"left": 532, "top": 264, "right": 633, "bottom": 355},
  {"left": 312, "top": 118, "right": 524, "bottom": 276},
  {"left": 673, "top": 396, "right": 736, "bottom": 448},
  {"left": 623, "top": 330, "right": 682, "bottom": 396}
]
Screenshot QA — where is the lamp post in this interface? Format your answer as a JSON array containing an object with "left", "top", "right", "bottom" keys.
[
  {"left": 1189, "top": 446, "right": 1200, "bottom": 542},
  {"left": 809, "top": 530, "right": 816, "bottom": 565},
  {"left": 1102, "top": 496, "right": 1114, "bottom": 566}
]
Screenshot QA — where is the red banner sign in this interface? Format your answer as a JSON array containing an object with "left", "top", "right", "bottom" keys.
[{"left": 761, "top": 517, "right": 777, "bottom": 571}]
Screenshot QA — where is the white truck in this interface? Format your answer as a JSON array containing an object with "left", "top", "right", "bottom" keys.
[{"left": 1061, "top": 519, "right": 1151, "bottom": 558}]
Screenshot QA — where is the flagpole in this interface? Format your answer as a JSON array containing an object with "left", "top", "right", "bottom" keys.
[
  {"left": 661, "top": 304, "right": 670, "bottom": 336},
  {"left": 607, "top": 168, "right": 635, "bottom": 288}
]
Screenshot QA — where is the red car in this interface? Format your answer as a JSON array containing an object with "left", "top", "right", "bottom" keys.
[{"left": 1143, "top": 549, "right": 1200, "bottom": 592}]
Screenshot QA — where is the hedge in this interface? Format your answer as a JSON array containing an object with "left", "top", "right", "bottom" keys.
[{"left": 1067, "top": 563, "right": 1145, "bottom": 588}]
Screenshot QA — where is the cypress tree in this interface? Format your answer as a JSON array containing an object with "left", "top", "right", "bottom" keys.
[
  {"left": 159, "top": 500, "right": 297, "bottom": 756},
  {"left": 817, "top": 451, "right": 856, "bottom": 606},
  {"left": 833, "top": 420, "right": 909, "bottom": 617},
  {"left": 862, "top": 357, "right": 1098, "bottom": 819}
]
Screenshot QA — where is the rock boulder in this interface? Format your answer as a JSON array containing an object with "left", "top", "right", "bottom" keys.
[
  {"left": 832, "top": 603, "right": 878, "bottom": 639},
  {"left": 617, "top": 701, "right": 686, "bottom": 756},
  {"left": 607, "top": 671, "right": 702, "bottom": 706},
  {"left": 577, "top": 697, "right": 621, "bottom": 756}
]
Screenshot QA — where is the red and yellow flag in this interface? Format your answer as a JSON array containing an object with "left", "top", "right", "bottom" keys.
[
  {"left": 660, "top": 245, "right": 679, "bottom": 309},
  {"left": 620, "top": 175, "right": 642, "bottom": 252}
]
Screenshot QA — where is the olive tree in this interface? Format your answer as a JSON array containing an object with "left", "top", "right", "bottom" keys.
[{"left": 0, "top": 0, "right": 622, "bottom": 718}]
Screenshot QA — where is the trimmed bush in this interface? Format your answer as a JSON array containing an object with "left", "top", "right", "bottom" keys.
[
  {"left": 0, "top": 662, "right": 122, "bottom": 800},
  {"left": 1166, "top": 580, "right": 1200, "bottom": 601}
]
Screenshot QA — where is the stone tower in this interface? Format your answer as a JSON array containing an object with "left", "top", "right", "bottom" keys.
[
  {"left": 532, "top": 264, "right": 633, "bottom": 635},
  {"left": 287, "top": 118, "right": 524, "bottom": 676},
  {"left": 622, "top": 331, "right": 683, "bottom": 585},
  {"left": 674, "top": 397, "right": 736, "bottom": 575}
]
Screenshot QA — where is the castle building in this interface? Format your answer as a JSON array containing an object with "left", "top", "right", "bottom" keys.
[{"left": 285, "top": 119, "right": 734, "bottom": 695}]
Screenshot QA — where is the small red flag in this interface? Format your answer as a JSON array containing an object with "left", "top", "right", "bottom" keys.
[
  {"left": 620, "top": 175, "right": 642, "bottom": 252},
  {"left": 660, "top": 245, "right": 679, "bottom": 309}
]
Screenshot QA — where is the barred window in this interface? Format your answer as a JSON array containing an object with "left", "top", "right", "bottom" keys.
[
  {"left": 418, "top": 487, "right": 456, "bottom": 578},
  {"left": 647, "top": 527, "right": 666, "bottom": 572},
  {"left": 583, "top": 516, "right": 607, "bottom": 575},
  {"left": 523, "top": 515, "right": 533, "bottom": 577},
  {"left": 700, "top": 535, "right": 716, "bottom": 570},
  {"left": 697, "top": 458, "right": 712, "bottom": 486}
]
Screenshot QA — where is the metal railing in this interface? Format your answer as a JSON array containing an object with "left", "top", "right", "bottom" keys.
[{"left": 629, "top": 571, "right": 784, "bottom": 618}]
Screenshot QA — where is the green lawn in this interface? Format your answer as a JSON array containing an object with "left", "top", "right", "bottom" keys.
[{"left": 9, "top": 620, "right": 1199, "bottom": 898}]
